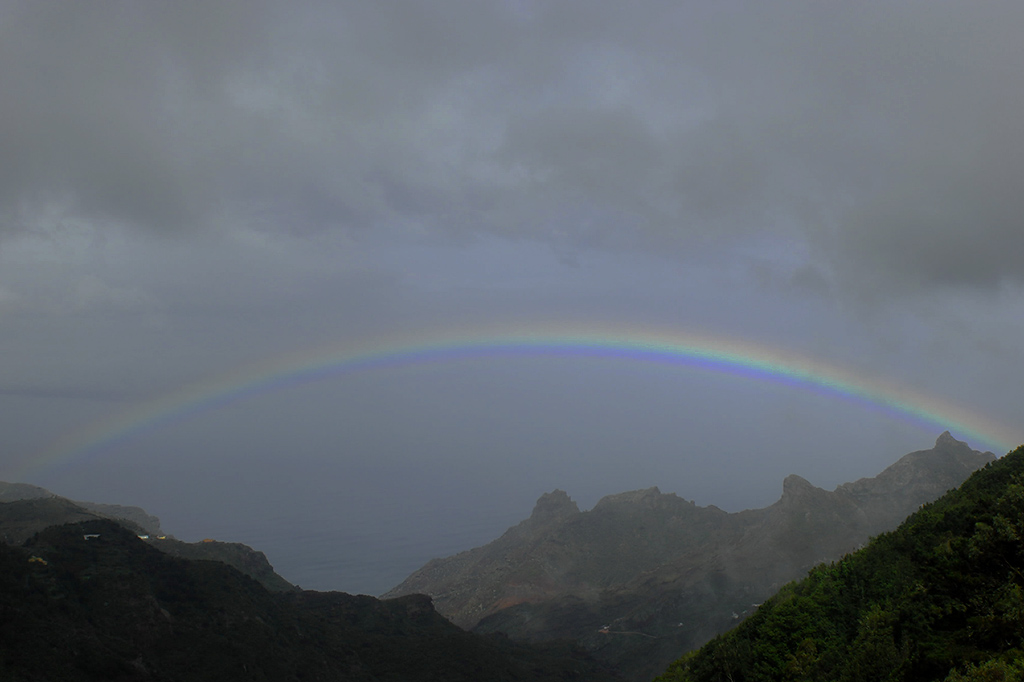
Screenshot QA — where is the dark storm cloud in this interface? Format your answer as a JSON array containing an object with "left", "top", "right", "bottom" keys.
[{"left": 3, "top": 2, "right": 1023, "bottom": 290}]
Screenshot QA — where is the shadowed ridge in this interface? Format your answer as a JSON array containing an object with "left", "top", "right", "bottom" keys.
[
  {"left": 2, "top": 519, "right": 619, "bottom": 681},
  {"left": 0, "top": 483, "right": 294, "bottom": 592},
  {"left": 0, "top": 480, "right": 162, "bottom": 535}
]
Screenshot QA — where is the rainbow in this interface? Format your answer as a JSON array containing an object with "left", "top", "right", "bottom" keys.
[{"left": 21, "top": 323, "right": 1021, "bottom": 479}]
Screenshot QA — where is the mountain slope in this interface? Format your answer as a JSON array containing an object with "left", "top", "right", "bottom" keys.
[
  {"left": 74, "top": 500, "right": 164, "bottom": 535},
  {"left": 385, "top": 433, "right": 993, "bottom": 681},
  {"left": 0, "top": 496, "right": 118, "bottom": 544},
  {"left": 656, "top": 442, "right": 1024, "bottom": 682},
  {"left": 0, "top": 489, "right": 294, "bottom": 592},
  {"left": 0, "top": 481, "right": 160, "bottom": 535},
  {"left": 1, "top": 518, "right": 620, "bottom": 681},
  {"left": 153, "top": 536, "right": 296, "bottom": 593}
]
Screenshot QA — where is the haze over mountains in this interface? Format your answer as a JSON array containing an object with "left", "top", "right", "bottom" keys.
[
  {"left": 4, "top": 14, "right": 1024, "bottom": 676},
  {"left": 0, "top": 433, "right": 999, "bottom": 680},
  {"left": 3, "top": 4, "right": 1022, "bottom": 678},
  {"left": 386, "top": 433, "right": 993, "bottom": 680}
]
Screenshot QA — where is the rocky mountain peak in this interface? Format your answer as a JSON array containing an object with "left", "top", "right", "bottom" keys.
[
  {"left": 529, "top": 489, "right": 579, "bottom": 521},
  {"left": 935, "top": 430, "right": 957, "bottom": 448},
  {"left": 780, "top": 474, "right": 817, "bottom": 499},
  {"left": 777, "top": 474, "right": 829, "bottom": 511},
  {"left": 593, "top": 486, "right": 664, "bottom": 511},
  {"left": 935, "top": 430, "right": 976, "bottom": 455},
  {"left": 782, "top": 474, "right": 813, "bottom": 492},
  {"left": 934, "top": 430, "right": 996, "bottom": 459}
]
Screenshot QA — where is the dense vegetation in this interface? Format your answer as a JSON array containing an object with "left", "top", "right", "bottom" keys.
[
  {"left": 655, "top": 445, "right": 1024, "bottom": 682},
  {"left": 0, "top": 519, "right": 619, "bottom": 681}
]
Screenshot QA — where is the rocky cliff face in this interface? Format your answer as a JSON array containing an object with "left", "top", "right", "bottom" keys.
[{"left": 384, "top": 433, "right": 994, "bottom": 681}]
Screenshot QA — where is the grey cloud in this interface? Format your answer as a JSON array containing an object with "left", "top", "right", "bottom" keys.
[
  {"left": 0, "top": 385, "right": 135, "bottom": 402},
  {"left": 0, "top": 1, "right": 271, "bottom": 233},
  {"left": 3, "top": 2, "right": 1023, "bottom": 292}
]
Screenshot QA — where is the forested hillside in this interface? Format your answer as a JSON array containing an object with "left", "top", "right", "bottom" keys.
[{"left": 656, "top": 445, "right": 1024, "bottom": 682}]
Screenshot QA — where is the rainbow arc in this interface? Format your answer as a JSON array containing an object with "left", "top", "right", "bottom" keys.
[{"left": 21, "top": 323, "right": 1019, "bottom": 479}]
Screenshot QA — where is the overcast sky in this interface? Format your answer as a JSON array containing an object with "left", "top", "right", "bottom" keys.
[{"left": 2, "top": 1, "right": 1023, "bottom": 595}]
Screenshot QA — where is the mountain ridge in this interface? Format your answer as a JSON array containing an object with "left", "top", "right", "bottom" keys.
[
  {"left": 0, "top": 518, "right": 619, "bottom": 681},
  {"left": 656, "top": 441, "right": 1024, "bottom": 681},
  {"left": 385, "top": 433, "right": 994, "bottom": 681},
  {"left": 0, "top": 484, "right": 294, "bottom": 593}
]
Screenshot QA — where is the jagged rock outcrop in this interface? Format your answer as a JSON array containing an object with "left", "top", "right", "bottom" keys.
[
  {"left": 385, "top": 433, "right": 995, "bottom": 681},
  {"left": 529, "top": 489, "right": 580, "bottom": 523}
]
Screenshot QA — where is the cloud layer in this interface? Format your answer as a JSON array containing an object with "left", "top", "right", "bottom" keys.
[{"left": 4, "top": 2, "right": 1023, "bottom": 291}]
